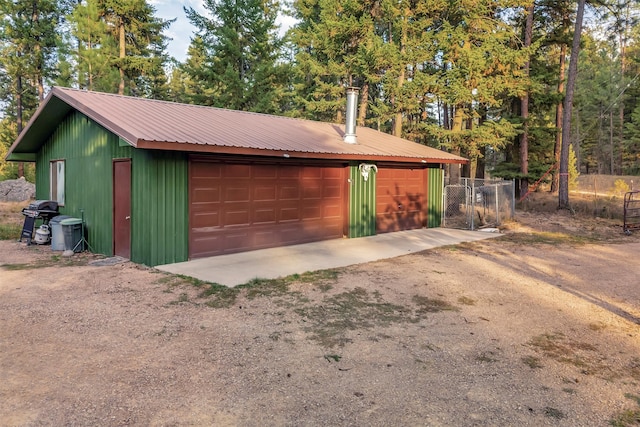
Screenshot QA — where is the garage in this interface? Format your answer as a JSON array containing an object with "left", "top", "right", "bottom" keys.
[
  {"left": 189, "top": 158, "right": 347, "bottom": 258},
  {"left": 376, "top": 167, "right": 426, "bottom": 233}
]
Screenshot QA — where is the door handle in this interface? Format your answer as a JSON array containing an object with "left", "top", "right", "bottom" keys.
[{"left": 125, "top": 216, "right": 131, "bottom": 220}]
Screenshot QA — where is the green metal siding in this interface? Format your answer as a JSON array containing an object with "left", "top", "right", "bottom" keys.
[
  {"left": 348, "top": 163, "right": 376, "bottom": 237},
  {"left": 130, "top": 150, "right": 188, "bottom": 266},
  {"left": 35, "top": 111, "right": 188, "bottom": 266},
  {"left": 427, "top": 167, "right": 444, "bottom": 228}
]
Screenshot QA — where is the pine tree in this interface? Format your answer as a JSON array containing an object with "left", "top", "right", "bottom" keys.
[
  {"left": 69, "top": 0, "right": 120, "bottom": 91},
  {"left": 290, "top": 0, "right": 391, "bottom": 122},
  {"left": 0, "top": 0, "right": 61, "bottom": 177},
  {"left": 430, "top": 0, "right": 529, "bottom": 180},
  {"left": 77, "top": 0, "right": 173, "bottom": 96},
  {"left": 184, "top": 0, "right": 288, "bottom": 113}
]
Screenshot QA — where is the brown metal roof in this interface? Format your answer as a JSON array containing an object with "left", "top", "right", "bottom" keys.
[{"left": 8, "top": 86, "right": 467, "bottom": 164}]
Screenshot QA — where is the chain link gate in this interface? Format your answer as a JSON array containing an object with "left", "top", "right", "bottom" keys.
[{"left": 443, "top": 178, "right": 515, "bottom": 230}]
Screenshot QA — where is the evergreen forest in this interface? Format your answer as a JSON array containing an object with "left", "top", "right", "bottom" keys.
[{"left": 1, "top": 0, "right": 639, "bottom": 204}]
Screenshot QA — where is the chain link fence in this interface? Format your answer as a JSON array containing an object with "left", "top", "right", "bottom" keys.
[{"left": 443, "top": 178, "right": 515, "bottom": 230}]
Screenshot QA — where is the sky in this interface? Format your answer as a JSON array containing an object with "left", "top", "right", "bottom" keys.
[
  {"left": 150, "top": 0, "right": 297, "bottom": 62},
  {"left": 151, "top": 0, "right": 206, "bottom": 61}
]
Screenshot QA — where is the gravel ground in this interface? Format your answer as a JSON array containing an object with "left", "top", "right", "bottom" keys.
[{"left": 1, "top": 211, "right": 640, "bottom": 426}]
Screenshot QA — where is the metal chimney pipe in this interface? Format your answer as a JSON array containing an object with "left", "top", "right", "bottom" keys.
[{"left": 343, "top": 87, "right": 359, "bottom": 144}]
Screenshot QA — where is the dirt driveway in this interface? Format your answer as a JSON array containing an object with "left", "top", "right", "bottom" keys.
[{"left": 1, "top": 211, "right": 640, "bottom": 426}]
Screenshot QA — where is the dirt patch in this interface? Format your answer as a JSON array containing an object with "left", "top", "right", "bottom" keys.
[{"left": 1, "top": 208, "right": 640, "bottom": 426}]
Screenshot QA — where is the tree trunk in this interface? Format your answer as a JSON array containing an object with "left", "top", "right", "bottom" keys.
[
  {"left": 610, "top": 110, "right": 614, "bottom": 174},
  {"left": 449, "top": 106, "right": 464, "bottom": 184},
  {"left": 574, "top": 109, "right": 581, "bottom": 172},
  {"left": 118, "top": 20, "right": 126, "bottom": 95},
  {"left": 618, "top": 21, "right": 627, "bottom": 175},
  {"left": 393, "top": 10, "right": 407, "bottom": 137},
  {"left": 357, "top": 82, "right": 368, "bottom": 126},
  {"left": 551, "top": 43, "right": 566, "bottom": 193},
  {"left": 559, "top": 0, "right": 586, "bottom": 209},
  {"left": 31, "top": 2, "right": 45, "bottom": 103},
  {"left": 519, "top": 2, "right": 534, "bottom": 199},
  {"left": 443, "top": 101, "right": 450, "bottom": 130},
  {"left": 17, "top": 75, "right": 24, "bottom": 178}
]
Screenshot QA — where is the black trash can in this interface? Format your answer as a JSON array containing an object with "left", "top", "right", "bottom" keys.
[{"left": 61, "top": 218, "right": 83, "bottom": 252}]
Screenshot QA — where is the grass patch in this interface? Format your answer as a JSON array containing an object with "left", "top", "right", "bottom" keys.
[
  {"left": 498, "top": 231, "right": 596, "bottom": 246},
  {"left": 0, "top": 223, "right": 21, "bottom": 240},
  {"left": 544, "top": 407, "right": 566, "bottom": 420},
  {"left": 155, "top": 273, "right": 240, "bottom": 308},
  {"left": 238, "top": 269, "right": 339, "bottom": 299},
  {"left": 458, "top": 296, "right": 476, "bottom": 306},
  {"left": 241, "top": 277, "right": 291, "bottom": 299},
  {"left": 1, "top": 254, "right": 92, "bottom": 270},
  {"left": 522, "top": 356, "right": 543, "bottom": 369},
  {"left": 324, "top": 354, "right": 342, "bottom": 362},
  {"left": 610, "top": 394, "right": 640, "bottom": 427},
  {"left": 168, "top": 292, "right": 189, "bottom": 305},
  {"left": 292, "top": 288, "right": 457, "bottom": 348},
  {"left": 412, "top": 295, "right": 458, "bottom": 314},
  {"left": 476, "top": 351, "right": 498, "bottom": 363},
  {"left": 628, "top": 358, "right": 640, "bottom": 381},
  {"left": 527, "top": 332, "right": 605, "bottom": 374},
  {"left": 294, "top": 287, "right": 414, "bottom": 348},
  {"left": 155, "top": 269, "right": 340, "bottom": 309},
  {"left": 588, "top": 322, "right": 607, "bottom": 331}
]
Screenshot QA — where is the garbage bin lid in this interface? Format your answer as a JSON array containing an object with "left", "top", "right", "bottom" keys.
[
  {"left": 49, "top": 215, "right": 72, "bottom": 225},
  {"left": 60, "top": 218, "right": 83, "bottom": 226}
]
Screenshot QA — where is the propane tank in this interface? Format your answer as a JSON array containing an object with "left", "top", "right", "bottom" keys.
[{"left": 34, "top": 224, "right": 51, "bottom": 245}]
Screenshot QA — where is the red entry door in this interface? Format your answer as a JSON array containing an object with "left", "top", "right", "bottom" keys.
[{"left": 113, "top": 159, "right": 132, "bottom": 258}]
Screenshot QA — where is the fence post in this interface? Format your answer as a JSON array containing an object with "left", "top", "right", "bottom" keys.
[{"left": 511, "top": 180, "right": 516, "bottom": 218}]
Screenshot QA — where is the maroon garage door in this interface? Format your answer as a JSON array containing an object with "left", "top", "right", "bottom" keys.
[
  {"left": 189, "top": 159, "right": 346, "bottom": 258},
  {"left": 376, "top": 167, "right": 426, "bottom": 233}
]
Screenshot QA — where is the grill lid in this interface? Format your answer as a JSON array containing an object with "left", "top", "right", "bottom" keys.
[{"left": 28, "top": 200, "right": 59, "bottom": 211}]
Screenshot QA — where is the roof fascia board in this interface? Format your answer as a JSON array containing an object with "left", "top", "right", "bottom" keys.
[{"left": 6, "top": 153, "right": 36, "bottom": 162}]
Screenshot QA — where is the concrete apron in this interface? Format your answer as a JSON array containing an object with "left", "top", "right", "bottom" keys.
[{"left": 156, "top": 228, "right": 502, "bottom": 287}]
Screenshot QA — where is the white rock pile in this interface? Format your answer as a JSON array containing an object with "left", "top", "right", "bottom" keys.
[{"left": 0, "top": 177, "right": 36, "bottom": 202}]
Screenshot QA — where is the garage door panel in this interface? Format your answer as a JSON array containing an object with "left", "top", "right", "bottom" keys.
[
  {"left": 192, "top": 211, "right": 220, "bottom": 228},
  {"left": 224, "top": 184, "right": 250, "bottom": 201},
  {"left": 190, "top": 161, "right": 346, "bottom": 258},
  {"left": 224, "top": 164, "right": 252, "bottom": 178},
  {"left": 253, "top": 165, "right": 278, "bottom": 179},
  {"left": 254, "top": 207, "right": 276, "bottom": 224},
  {"left": 303, "top": 185, "right": 322, "bottom": 199},
  {"left": 324, "top": 204, "right": 343, "bottom": 218},
  {"left": 192, "top": 186, "right": 220, "bottom": 203},
  {"left": 278, "top": 207, "right": 299, "bottom": 221},
  {"left": 376, "top": 168, "right": 426, "bottom": 233},
  {"left": 322, "top": 168, "right": 343, "bottom": 179},
  {"left": 280, "top": 185, "right": 300, "bottom": 200},
  {"left": 192, "top": 161, "right": 222, "bottom": 177},
  {"left": 224, "top": 208, "right": 250, "bottom": 226},
  {"left": 279, "top": 168, "right": 300, "bottom": 178},
  {"left": 254, "top": 184, "right": 277, "bottom": 201},
  {"left": 303, "top": 205, "right": 322, "bottom": 219}
]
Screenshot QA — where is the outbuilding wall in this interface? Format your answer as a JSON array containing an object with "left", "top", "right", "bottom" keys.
[
  {"left": 427, "top": 167, "right": 444, "bottom": 228},
  {"left": 35, "top": 111, "right": 189, "bottom": 266},
  {"left": 348, "top": 163, "right": 377, "bottom": 238}
]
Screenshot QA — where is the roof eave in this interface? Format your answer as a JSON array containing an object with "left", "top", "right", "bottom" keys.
[
  {"left": 136, "top": 140, "right": 468, "bottom": 164},
  {"left": 5, "top": 87, "right": 138, "bottom": 162}
]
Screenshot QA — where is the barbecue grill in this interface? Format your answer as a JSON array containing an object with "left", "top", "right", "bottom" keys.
[{"left": 20, "top": 200, "right": 60, "bottom": 244}]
